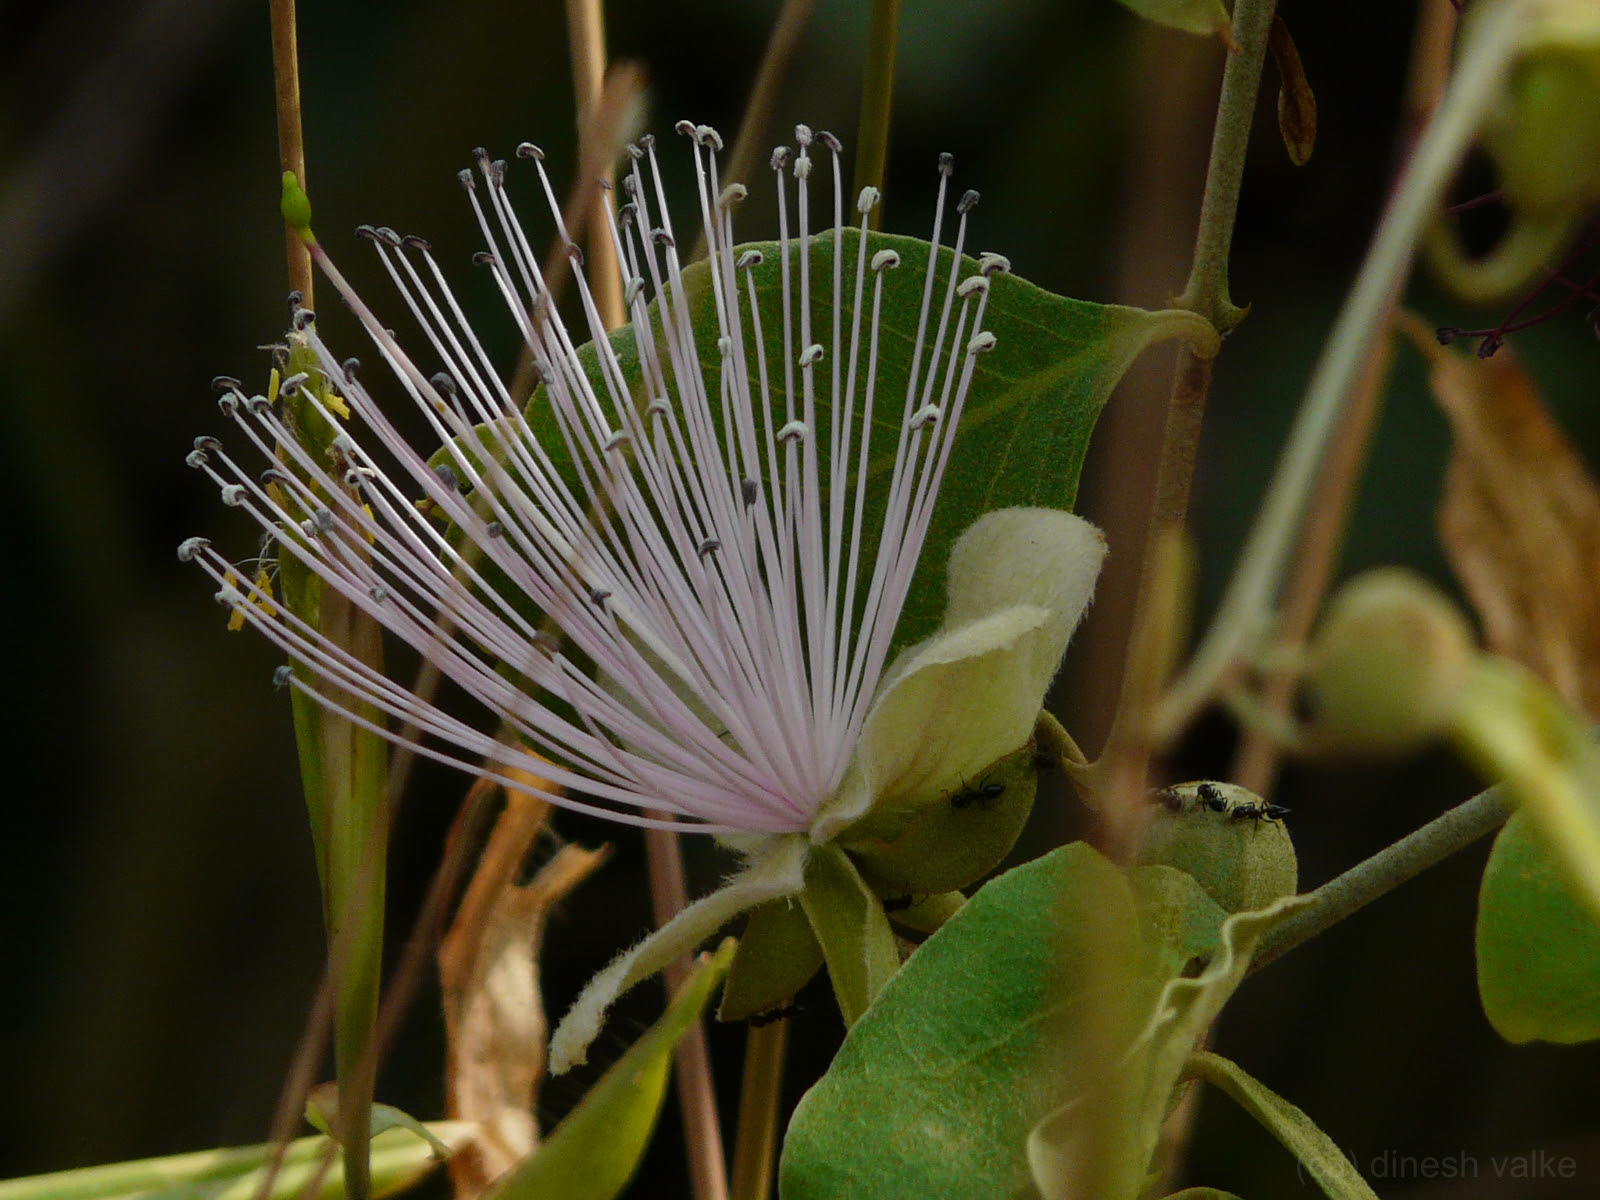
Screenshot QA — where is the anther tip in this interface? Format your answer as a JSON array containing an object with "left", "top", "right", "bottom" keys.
[
  {"left": 675, "top": 119, "right": 697, "bottom": 138},
  {"left": 816, "top": 130, "right": 842, "bottom": 153},
  {"left": 937, "top": 152, "right": 955, "bottom": 176},
  {"left": 516, "top": 141, "right": 544, "bottom": 160},
  {"left": 957, "top": 189, "right": 980, "bottom": 213}
]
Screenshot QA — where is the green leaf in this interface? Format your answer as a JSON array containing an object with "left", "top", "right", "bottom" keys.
[
  {"left": 1113, "top": 0, "right": 1231, "bottom": 38},
  {"left": 779, "top": 843, "right": 1200, "bottom": 1200},
  {"left": 1476, "top": 808, "right": 1600, "bottom": 1044},
  {"left": 797, "top": 843, "right": 901, "bottom": 1027},
  {"left": 442, "top": 229, "right": 1214, "bottom": 653},
  {"left": 1185, "top": 1052, "right": 1379, "bottom": 1200},
  {"left": 491, "top": 940, "right": 735, "bottom": 1200},
  {"left": 0, "top": 1125, "right": 475, "bottom": 1200},
  {"left": 304, "top": 1090, "right": 454, "bottom": 1160}
]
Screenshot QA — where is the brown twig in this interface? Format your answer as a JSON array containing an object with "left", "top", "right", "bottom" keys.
[
  {"left": 646, "top": 814, "right": 730, "bottom": 1200},
  {"left": 729, "top": 1020, "right": 790, "bottom": 1200},
  {"left": 269, "top": 0, "right": 312, "bottom": 306},
  {"left": 565, "top": 0, "right": 625, "bottom": 330}
]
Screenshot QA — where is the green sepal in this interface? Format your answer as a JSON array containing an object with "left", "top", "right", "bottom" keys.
[
  {"left": 798, "top": 843, "right": 900, "bottom": 1028},
  {"left": 839, "top": 742, "right": 1039, "bottom": 894},
  {"left": 718, "top": 898, "right": 825, "bottom": 1023},
  {"left": 490, "top": 940, "right": 735, "bottom": 1200},
  {"left": 1184, "top": 1051, "right": 1379, "bottom": 1200},
  {"left": 1476, "top": 808, "right": 1600, "bottom": 1044}
]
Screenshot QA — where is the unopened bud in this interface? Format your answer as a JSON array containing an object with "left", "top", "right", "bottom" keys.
[{"left": 1304, "top": 569, "right": 1477, "bottom": 755}]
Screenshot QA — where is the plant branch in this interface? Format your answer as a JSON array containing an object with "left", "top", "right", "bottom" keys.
[
  {"left": 565, "top": 0, "right": 624, "bottom": 330},
  {"left": 1250, "top": 783, "right": 1514, "bottom": 973},
  {"left": 1153, "top": 0, "right": 1533, "bottom": 744},
  {"left": 1231, "top": 0, "right": 1460, "bottom": 796},
  {"left": 730, "top": 1020, "right": 789, "bottom": 1200},
  {"left": 646, "top": 817, "right": 730, "bottom": 1200},
  {"left": 269, "top": 0, "right": 312, "bottom": 306},
  {"left": 1095, "top": 0, "right": 1275, "bottom": 823},
  {"left": 852, "top": 0, "right": 900, "bottom": 227}
]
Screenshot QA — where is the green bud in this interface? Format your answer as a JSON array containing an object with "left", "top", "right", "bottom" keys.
[
  {"left": 1481, "top": 0, "right": 1600, "bottom": 215},
  {"left": 1137, "top": 782, "right": 1298, "bottom": 913},
  {"left": 281, "top": 170, "right": 317, "bottom": 244},
  {"left": 1304, "top": 569, "right": 1477, "bottom": 755},
  {"left": 837, "top": 743, "right": 1039, "bottom": 895}
]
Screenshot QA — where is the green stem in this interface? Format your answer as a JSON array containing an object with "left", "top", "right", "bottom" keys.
[
  {"left": 1153, "top": 0, "right": 1532, "bottom": 743},
  {"left": 1175, "top": 0, "right": 1279, "bottom": 331},
  {"left": 1250, "top": 782, "right": 1514, "bottom": 973},
  {"left": 852, "top": 0, "right": 900, "bottom": 227}
]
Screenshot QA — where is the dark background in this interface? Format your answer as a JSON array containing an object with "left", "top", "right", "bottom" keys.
[{"left": 1, "top": 0, "right": 1597, "bottom": 1196}]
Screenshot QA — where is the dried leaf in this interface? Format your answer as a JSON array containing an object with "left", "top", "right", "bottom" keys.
[
  {"left": 439, "top": 785, "right": 609, "bottom": 1198},
  {"left": 1270, "top": 15, "right": 1317, "bottom": 167},
  {"left": 1407, "top": 316, "right": 1600, "bottom": 717}
]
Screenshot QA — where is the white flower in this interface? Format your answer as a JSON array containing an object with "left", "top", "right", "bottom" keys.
[{"left": 180, "top": 123, "right": 1105, "bottom": 1067}]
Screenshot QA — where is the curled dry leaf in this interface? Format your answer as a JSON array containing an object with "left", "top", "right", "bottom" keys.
[
  {"left": 1403, "top": 313, "right": 1600, "bottom": 717},
  {"left": 1270, "top": 15, "right": 1317, "bottom": 167},
  {"left": 438, "top": 776, "right": 609, "bottom": 1198}
]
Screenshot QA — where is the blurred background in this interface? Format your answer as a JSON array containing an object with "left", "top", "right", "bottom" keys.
[{"left": 1, "top": 0, "right": 1597, "bottom": 1196}]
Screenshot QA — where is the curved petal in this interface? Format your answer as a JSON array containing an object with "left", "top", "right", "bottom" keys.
[
  {"left": 549, "top": 834, "right": 807, "bottom": 1074},
  {"left": 814, "top": 509, "right": 1104, "bottom": 840}
]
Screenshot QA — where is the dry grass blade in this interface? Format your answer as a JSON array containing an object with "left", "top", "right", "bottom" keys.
[
  {"left": 1401, "top": 312, "right": 1600, "bottom": 717},
  {"left": 439, "top": 779, "right": 610, "bottom": 1199}
]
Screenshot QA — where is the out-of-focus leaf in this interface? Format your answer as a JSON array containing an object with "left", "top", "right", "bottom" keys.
[
  {"left": 305, "top": 1087, "right": 454, "bottom": 1160},
  {"left": 1111, "top": 0, "right": 1230, "bottom": 38},
  {"left": 1029, "top": 895, "right": 1308, "bottom": 1200},
  {"left": 0, "top": 1125, "right": 477, "bottom": 1200},
  {"left": 1412, "top": 326, "right": 1600, "bottom": 717},
  {"left": 437, "top": 784, "right": 609, "bottom": 1197},
  {"left": 779, "top": 844, "right": 1226, "bottom": 1200},
  {"left": 488, "top": 941, "right": 735, "bottom": 1200},
  {"left": 1185, "top": 1052, "right": 1379, "bottom": 1200},
  {"left": 1270, "top": 16, "right": 1317, "bottom": 166},
  {"left": 1476, "top": 808, "right": 1600, "bottom": 1044}
]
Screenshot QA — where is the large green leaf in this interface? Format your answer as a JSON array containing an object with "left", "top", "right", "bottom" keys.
[
  {"left": 1476, "top": 808, "right": 1600, "bottom": 1044},
  {"left": 444, "top": 229, "right": 1214, "bottom": 651},
  {"left": 777, "top": 844, "right": 1227, "bottom": 1200}
]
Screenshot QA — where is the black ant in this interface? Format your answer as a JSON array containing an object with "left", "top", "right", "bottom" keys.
[
  {"left": 1197, "top": 782, "right": 1230, "bottom": 814},
  {"left": 882, "top": 893, "right": 916, "bottom": 913},
  {"left": 749, "top": 1002, "right": 802, "bottom": 1027},
  {"left": 1231, "top": 802, "right": 1291, "bottom": 823},
  {"left": 950, "top": 779, "right": 1006, "bottom": 811}
]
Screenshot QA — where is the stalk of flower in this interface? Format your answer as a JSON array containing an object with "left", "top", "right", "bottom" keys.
[{"left": 181, "top": 123, "right": 1106, "bottom": 1071}]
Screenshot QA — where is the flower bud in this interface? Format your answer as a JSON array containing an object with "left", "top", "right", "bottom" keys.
[
  {"left": 1481, "top": 0, "right": 1600, "bottom": 215},
  {"left": 1303, "top": 569, "right": 1477, "bottom": 755},
  {"left": 1137, "top": 782, "right": 1298, "bottom": 914}
]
